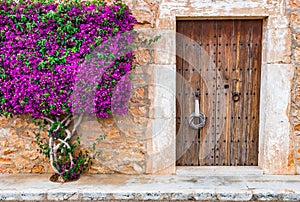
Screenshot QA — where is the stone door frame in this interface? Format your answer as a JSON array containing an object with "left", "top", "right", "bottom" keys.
[{"left": 146, "top": 0, "right": 295, "bottom": 175}]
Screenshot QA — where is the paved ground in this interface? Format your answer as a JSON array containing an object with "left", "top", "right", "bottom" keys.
[{"left": 0, "top": 174, "right": 300, "bottom": 201}]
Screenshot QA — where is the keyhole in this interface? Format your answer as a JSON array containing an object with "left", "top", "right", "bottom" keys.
[{"left": 224, "top": 84, "right": 229, "bottom": 89}]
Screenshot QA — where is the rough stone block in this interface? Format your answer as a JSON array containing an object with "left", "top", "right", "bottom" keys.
[
  {"left": 0, "top": 117, "right": 9, "bottom": 127},
  {"left": 14, "top": 156, "right": 30, "bottom": 169},
  {"left": 295, "top": 32, "right": 300, "bottom": 42},
  {"left": 20, "top": 151, "right": 39, "bottom": 160},
  {"left": 20, "top": 130, "right": 35, "bottom": 138},
  {"left": 295, "top": 47, "right": 300, "bottom": 64},
  {"left": 131, "top": 87, "right": 145, "bottom": 100},
  {"left": 295, "top": 124, "right": 300, "bottom": 131},
  {"left": 132, "top": 9, "right": 153, "bottom": 25},
  {"left": 129, "top": 106, "right": 147, "bottom": 117},
  {"left": 134, "top": 48, "right": 152, "bottom": 65},
  {"left": 0, "top": 166, "right": 17, "bottom": 174},
  {"left": 11, "top": 118, "right": 28, "bottom": 128},
  {"left": 104, "top": 126, "right": 121, "bottom": 140},
  {"left": 9, "top": 137, "right": 26, "bottom": 149},
  {"left": 3, "top": 149, "right": 16, "bottom": 156},
  {"left": 101, "top": 117, "right": 114, "bottom": 126},
  {"left": 291, "top": 12, "right": 300, "bottom": 25},
  {"left": 289, "top": 0, "right": 300, "bottom": 8},
  {"left": 31, "top": 165, "right": 44, "bottom": 174},
  {"left": 26, "top": 122, "right": 39, "bottom": 129},
  {"left": 0, "top": 139, "right": 8, "bottom": 148},
  {"left": 0, "top": 157, "right": 12, "bottom": 165}
]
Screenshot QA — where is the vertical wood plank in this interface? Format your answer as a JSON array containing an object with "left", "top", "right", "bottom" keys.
[
  {"left": 176, "top": 21, "right": 184, "bottom": 165},
  {"left": 215, "top": 20, "right": 234, "bottom": 166},
  {"left": 248, "top": 20, "right": 262, "bottom": 166},
  {"left": 176, "top": 21, "right": 201, "bottom": 166},
  {"left": 229, "top": 21, "right": 239, "bottom": 166},
  {"left": 196, "top": 21, "right": 203, "bottom": 166},
  {"left": 234, "top": 20, "right": 247, "bottom": 166},
  {"left": 177, "top": 20, "right": 190, "bottom": 165},
  {"left": 230, "top": 20, "right": 240, "bottom": 166},
  {"left": 181, "top": 21, "right": 188, "bottom": 166},
  {"left": 243, "top": 20, "right": 254, "bottom": 166},
  {"left": 199, "top": 21, "right": 217, "bottom": 166},
  {"left": 180, "top": 21, "right": 190, "bottom": 165},
  {"left": 183, "top": 21, "right": 200, "bottom": 166},
  {"left": 190, "top": 21, "right": 202, "bottom": 166}
]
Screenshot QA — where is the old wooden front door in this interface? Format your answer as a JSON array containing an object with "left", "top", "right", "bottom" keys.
[{"left": 176, "top": 20, "right": 262, "bottom": 166}]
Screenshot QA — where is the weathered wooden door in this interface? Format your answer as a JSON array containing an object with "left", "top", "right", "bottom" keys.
[{"left": 176, "top": 20, "right": 262, "bottom": 166}]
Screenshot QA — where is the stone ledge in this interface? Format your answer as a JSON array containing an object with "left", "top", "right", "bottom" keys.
[
  {"left": 176, "top": 166, "right": 264, "bottom": 176},
  {"left": 0, "top": 174, "right": 300, "bottom": 201}
]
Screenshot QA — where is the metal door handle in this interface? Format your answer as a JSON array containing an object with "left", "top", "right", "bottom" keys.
[{"left": 188, "top": 99, "right": 206, "bottom": 130}]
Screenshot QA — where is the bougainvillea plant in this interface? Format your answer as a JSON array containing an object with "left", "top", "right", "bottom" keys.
[{"left": 0, "top": 0, "right": 136, "bottom": 181}]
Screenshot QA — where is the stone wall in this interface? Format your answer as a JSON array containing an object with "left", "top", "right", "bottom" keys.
[
  {"left": 1, "top": 0, "right": 300, "bottom": 175},
  {"left": 0, "top": 0, "right": 157, "bottom": 175},
  {"left": 0, "top": 116, "right": 50, "bottom": 173},
  {"left": 289, "top": 0, "right": 300, "bottom": 174}
]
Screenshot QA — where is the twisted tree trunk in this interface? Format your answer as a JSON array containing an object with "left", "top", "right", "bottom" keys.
[{"left": 43, "top": 114, "right": 83, "bottom": 175}]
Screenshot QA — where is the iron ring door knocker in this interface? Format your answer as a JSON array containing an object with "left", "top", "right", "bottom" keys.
[
  {"left": 232, "top": 92, "right": 240, "bottom": 102},
  {"left": 188, "top": 91, "right": 206, "bottom": 130},
  {"left": 232, "top": 79, "right": 240, "bottom": 102}
]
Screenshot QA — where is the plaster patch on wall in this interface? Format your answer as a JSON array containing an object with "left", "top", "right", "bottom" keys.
[
  {"left": 259, "top": 64, "right": 295, "bottom": 174},
  {"left": 150, "top": 65, "right": 176, "bottom": 173},
  {"left": 266, "top": 28, "right": 292, "bottom": 64}
]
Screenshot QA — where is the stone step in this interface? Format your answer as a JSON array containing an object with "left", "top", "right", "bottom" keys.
[
  {"left": 1, "top": 174, "right": 300, "bottom": 201},
  {"left": 176, "top": 166, "right": 264, "bottom": 176}
]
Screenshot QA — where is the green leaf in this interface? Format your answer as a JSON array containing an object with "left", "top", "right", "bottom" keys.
[
  {"left": 1, "top": 97, "right": 6, "bottom": 103},
  {"left": 0, "top": 73, "right": 6, "bottom": 79},
  {"left": 113, "top": 27, "right": 119, "bottom": 34},
  {"left": 43, "top": 93, "right": 50, "bottom": 97}
]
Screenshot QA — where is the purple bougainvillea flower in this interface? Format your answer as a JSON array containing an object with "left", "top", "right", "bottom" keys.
[{"left": 0, "top": 0, "right": 137, "bottom": 119}]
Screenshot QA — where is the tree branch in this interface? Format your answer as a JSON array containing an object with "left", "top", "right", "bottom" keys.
[
  {"left": 49, "top": 136, "right": 60, "bottom": 174},
  {"left": 43, "top": 115, "right": 83, "bottom": 176},
  {"left": 72, "top": 114, "right": 83, "bottom": 135},
  {"left": 61, "top": 114, "right": 71, "bottom": 125},
  {"left": 41, "top": 116, "right": 55, "bottom": 124},
  {"left": 65, "top": 128, "right": 72, "bottom": 141},
  {"left": 53, "top": 141, "right": 58, "bottom": 163},
  {"left": 57, "top": 138, "right": 74, "bottom": 167},
  {"left": 64, "top": 115, "right": 78, "bottom": 127}
]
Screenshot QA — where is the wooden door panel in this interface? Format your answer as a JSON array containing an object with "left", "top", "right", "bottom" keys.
[
  {"left": 176, "top": 20, "right": 262, "bottom": 166},
  {"left": 216, "top": 20, "right": 234, "bottom": 166},
  {"left": 248, "top": 21, "right": 262, "bottom": 166},
  {"left": 199, "top": 21, "right": 217, "bottom": 166},
  {"left": 177, "top": 21, "right": 202, "bottom": 166}
]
